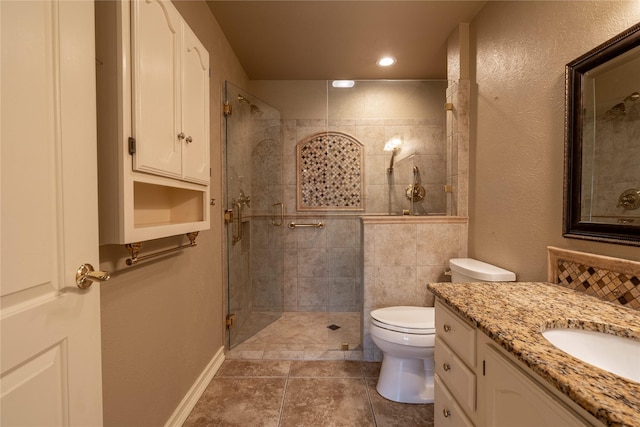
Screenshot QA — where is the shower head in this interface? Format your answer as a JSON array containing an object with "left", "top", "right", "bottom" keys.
[
  {"left": 625, "top": 91, "right": 640, "bottom": 102},
  {"left": 604, "top": 102, "right": 626, "bottom": 119},
  {"left": 237, "top": 94, "right": 263, "bottom": 116}
]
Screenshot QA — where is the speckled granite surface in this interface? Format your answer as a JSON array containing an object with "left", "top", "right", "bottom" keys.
[{"left": 427, "top": 281, "right": 640, "bottom": 427}]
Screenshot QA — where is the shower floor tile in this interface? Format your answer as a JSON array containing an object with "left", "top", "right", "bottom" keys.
[
  {"left": 228, "top": 311, "right": 362, "bottom": 360},
  {"left": 184, "top": 360, "right": 434, "bottom": 427}
]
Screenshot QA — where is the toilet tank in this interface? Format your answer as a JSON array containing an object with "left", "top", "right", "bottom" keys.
[{"left": 449, "top": 258, "right": 516, "bottom": 282}]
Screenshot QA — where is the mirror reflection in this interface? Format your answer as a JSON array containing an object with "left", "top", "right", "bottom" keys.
[
  {"left": 581, "top": 46, "right": 640, "bottom": 225},
  {"left": 564, "top": 22, "right": 640, "bottom": 246}
]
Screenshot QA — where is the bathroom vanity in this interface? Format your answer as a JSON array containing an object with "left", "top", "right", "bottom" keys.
[{"left": 428, "top": 281, "right": 640, "bottom": 427}]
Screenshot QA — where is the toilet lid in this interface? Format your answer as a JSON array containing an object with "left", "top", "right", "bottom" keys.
[{"left": 370, "top": 306, "right": 435, "bottom": 333}]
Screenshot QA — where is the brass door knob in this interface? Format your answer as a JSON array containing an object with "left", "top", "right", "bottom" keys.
[{"left": 76, "top": 264, "right": 110, "bottom": 289}]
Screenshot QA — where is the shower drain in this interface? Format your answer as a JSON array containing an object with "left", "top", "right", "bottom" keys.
[{"left": 327, "top": 324, "right": 341, "bottom": 330}]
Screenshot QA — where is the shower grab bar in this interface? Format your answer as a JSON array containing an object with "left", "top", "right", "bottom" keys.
[
  {"left": 125, "top": 232, "right": 199, "bottom": 266},
  {"left": 288, "top": 222, "right": 324, "bottom": 229},
  {"left": 272, "top": 202, "right": 284, "bottom": 226}
]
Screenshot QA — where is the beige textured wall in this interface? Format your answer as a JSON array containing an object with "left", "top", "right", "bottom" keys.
[
  {"left": 99, "top": 1, "right": 248, "bottom": 426},
  {"left": 469, "top": 1, "right": 640, "bottom": 281}
]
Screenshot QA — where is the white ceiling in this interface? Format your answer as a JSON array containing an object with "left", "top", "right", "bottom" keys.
[{"left": 206, "top": 1, "right": 486, "bottom": 80}]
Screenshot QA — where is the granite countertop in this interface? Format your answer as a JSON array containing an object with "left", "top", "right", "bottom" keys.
[{"left": 427, "top": 281, "right": 640, "bottom": 427}]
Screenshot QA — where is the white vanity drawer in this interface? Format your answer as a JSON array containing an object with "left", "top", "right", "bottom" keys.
[
  {"left": 435, "top": 336, "right": 476, "bottom": 414},
  {"left": 436, "top": 300, "right": 476, "bottom": 367},
  {"left": 435, "top": 374, "right": 475, "bottom": 427}
]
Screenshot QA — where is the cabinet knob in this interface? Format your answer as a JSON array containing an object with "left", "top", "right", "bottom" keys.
[
  {"left": 186, "top": 135, "right": 193, "bottom": 144},
  {"left": 177, "top": 132, "right": 185, "bottom": 140},
  {"left": 443, "top": 363, "right": 451, "bottom": 371},
  {"left": 443, "top": 409, "right": 451, "bottom": 418},
  {"left": 443, "top": 324, "right": 452, "bottom": 332}
]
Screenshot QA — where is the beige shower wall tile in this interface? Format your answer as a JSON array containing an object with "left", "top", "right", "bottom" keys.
[
  {"left": 373, "top": 224, "right": 416, "bottom": 267},
  {"left": 365, "top": 154, "right": 388, "bottom": 185},
  {"left": 298, "top": 277, "right": 328, "bottom": 308},
  {"left": 373, "top": 266, "right": 417, "bottom": 307},
  {"left": 296, "top": 226, "right": 327, "bottom": 249},
  {"left": 355, "top": 124, "right": 385, "bottom": 154},
  {"left": 328, "top": 248, "right": 358, "bottom": 277},
  {"left": 363, "top": 230, "right": 375, "bottom": 269},
  {"left": 297, "top": 248, "right": 327, "bottom": 277},
  {"left": 364, "top": 184, "right": 390, "bottom": 214},
  {"left": 326, "top": 218, "right": 359, "bottom": 248},
  {"left": 416, "top": 223, "right": 465, "bottom": 266}
]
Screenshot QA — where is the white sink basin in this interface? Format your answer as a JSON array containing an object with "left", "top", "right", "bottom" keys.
[{"left": 541, "top": 328, "right": 640, "bottom": 383}]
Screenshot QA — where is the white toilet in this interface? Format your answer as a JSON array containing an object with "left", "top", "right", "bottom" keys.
[{"left": 369, "top": 258, "right": 516, "bottom": 404}]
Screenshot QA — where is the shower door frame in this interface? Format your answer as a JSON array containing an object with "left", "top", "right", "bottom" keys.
[{"left": 224, "top": 81, "right": 284, "bottom": 349}]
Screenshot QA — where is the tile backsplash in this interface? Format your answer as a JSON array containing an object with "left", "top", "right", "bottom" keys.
[{"left": 548, "top": 247, "right": 640, "bottom": 310}]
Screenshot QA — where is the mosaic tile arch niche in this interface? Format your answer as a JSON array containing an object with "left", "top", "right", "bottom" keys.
[{"left": 297, "top": 131, "right": 365, "bottom": 211}]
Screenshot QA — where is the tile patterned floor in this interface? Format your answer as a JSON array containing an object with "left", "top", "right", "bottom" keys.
[
  {"left": 184, "top": 360, "right": 435, "bottom": 427},
  {"left": 228, "top": 312, "right": 363, "bottom": 361}
]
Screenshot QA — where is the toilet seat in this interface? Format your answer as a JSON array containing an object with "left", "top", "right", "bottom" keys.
[{"left": 370, "top": 306, "right": 435, "bottom": 334}]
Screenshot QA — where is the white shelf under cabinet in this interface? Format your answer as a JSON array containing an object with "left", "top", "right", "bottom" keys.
[{"left": 96, "top": 0, "right": 210, "bottom": 245}]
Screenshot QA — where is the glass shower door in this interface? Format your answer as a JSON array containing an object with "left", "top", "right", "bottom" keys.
[{"left": 224, "top": 81, "right": 284, "bottom": 348}]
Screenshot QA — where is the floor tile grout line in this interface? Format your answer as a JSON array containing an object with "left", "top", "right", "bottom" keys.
[
  {"left": 361, "top": 364, "right": 380, "bottom": 427},
  {"left": 276, "top": 361, "right": 294, "bottom": 427}
]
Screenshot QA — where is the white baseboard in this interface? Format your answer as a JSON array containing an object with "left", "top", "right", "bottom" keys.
[{"left": 164, "top": 346, "right": 225, "bottom": 427}]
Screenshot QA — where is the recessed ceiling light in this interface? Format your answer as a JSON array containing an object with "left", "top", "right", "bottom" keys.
[
  {"left": 376, "top": 56, "right": 396, "bottom": 67},
  {"left": 332, "top": 80, "right": 355, "bottom": 88}
]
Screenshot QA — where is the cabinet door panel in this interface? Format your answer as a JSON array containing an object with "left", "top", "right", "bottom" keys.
[
  {"left": 132, "top": 0, "right": 182, "bottom": 179},
  {"left": 483, "top": 345, "right": 589, "bottom": 427},
  {"left": 181, "top": 23, "right": 210, "bottom": 185}
]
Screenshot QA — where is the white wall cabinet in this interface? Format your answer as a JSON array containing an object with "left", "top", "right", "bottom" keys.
[
  {"left": 132, "top": 0, "right": 209, "bottom": 185},
  {"left": 434, "top": 300, "right": 601, "bottom": 427},
  {"left": 96, "top": 0, "right": 210, "bottom": 245}
]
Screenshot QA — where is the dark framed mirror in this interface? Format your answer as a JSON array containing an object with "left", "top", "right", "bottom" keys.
[{"left": 564, "top": 22, "right": 640, "bottom": 247}]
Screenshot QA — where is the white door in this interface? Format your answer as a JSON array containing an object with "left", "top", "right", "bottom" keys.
[{"left": 1, "top": 1, "right": 104, "bottom": 425}]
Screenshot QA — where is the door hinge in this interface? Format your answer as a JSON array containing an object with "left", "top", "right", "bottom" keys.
[
  {"left": 128, "top": 137, "right": 136, "bottom": 155},
  {"left": 223, "top": 101, "right": 232, "bottom": 116},
  {"left": 226, "top": 313, "right": 235, "bottom": 329}
]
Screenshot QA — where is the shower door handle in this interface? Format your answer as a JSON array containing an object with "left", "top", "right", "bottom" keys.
[
  {"left": 272, "top": 202, "right": 283, "bottom": 226},
  {"left": 232, "top": 202, "right": 243, "bottom": 244}
]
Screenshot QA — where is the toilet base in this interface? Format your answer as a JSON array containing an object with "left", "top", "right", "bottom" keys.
[{"left": 376, "top": 354, "right": 434, "bottom": 404}]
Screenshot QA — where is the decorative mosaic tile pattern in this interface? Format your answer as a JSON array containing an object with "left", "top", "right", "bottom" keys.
[
  {"left": 297, "top": 132, "right": 364, "bottom": 210},
  {"left": 555, "top": 259, "right": 640, "bottom": 310}
]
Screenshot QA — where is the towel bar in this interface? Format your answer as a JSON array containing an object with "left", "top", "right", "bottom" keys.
[
  {"left": 125, "top": 232, "right": 198, "bottom": 266},
  {"left": 288, "top": 222, "right": 324, "bottom": 229}
]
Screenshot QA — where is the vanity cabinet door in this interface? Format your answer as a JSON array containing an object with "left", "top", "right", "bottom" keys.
[
  {"left": 131, "top": 0, "right": 182, "bottom": 180},
  {"left": 482, "top": 344, "right": 589, "bottom": 427},
  {"left": 181, "top": 23, "right": 210, "bottom": 185}
]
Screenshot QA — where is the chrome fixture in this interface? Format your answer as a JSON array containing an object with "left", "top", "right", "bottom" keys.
[
  {"left": 237, "top": 94, "right": 263, "bottom": 116},
  {"left": 125, "top": 232, "right": 199, "bottom": 266},
  {"left": 384, "top": 136, "right": 402, "bottom": 175},
  {"left": 405, "top": 166, "right": 425, "bottom": 202},
  {"left": 288, "top": 222, "right": 324, "bottom": 229},
  {"left": 617, "top": 189, "right": 640, "bottom": 210},
  {"left": 272, "top": 202, "right": 284, "bottom": 226},
  {"left": 230, "top": 190, "right": 251, "bottom": 244},
  {"left": 76, "top": 264, "right": 110, "bottom": 289},
  {"left": 604, "top": 90, "right": 639, "bottom": 118}
]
